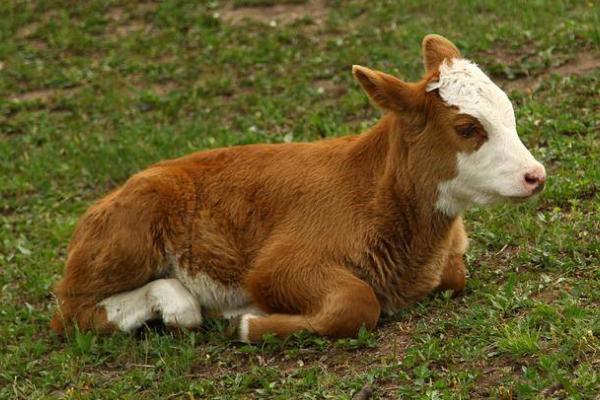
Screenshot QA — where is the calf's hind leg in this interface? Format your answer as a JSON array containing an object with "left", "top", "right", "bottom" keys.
[
  {"left": 51, "top": 169, "right": 195, "bottom": 334},
  {"left": 52, "top": 280, "right": 202, "bottom": 334},
  {"left": 99, "top": 279, "right": 202, "bottom": 332}
]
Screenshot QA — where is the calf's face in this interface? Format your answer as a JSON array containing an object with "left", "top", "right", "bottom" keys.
[
  {"left": 353, "top": 34, "right": 546, "bottom": 216},
  {"left": 427, "top": 55, "right": 546, "bottom": 215}
]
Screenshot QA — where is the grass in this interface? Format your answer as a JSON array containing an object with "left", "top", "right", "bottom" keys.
[{"left": 1, "top": 0, "right": 599, "bottom": 398}]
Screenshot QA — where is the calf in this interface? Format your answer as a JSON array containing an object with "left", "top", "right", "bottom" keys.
[{"left": 51, "top": 35, "right": 546, "bottom": 342}]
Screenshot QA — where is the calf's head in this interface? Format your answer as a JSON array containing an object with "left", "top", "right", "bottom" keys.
[{"left": 353, "top": 34, "right": 546, "bottom": 216}]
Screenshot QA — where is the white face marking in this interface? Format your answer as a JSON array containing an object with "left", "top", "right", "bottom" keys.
[
  {"left": 427, "top": 58, "right": 545, "bottom": 216},
  {"left": 99, "top": 279, "right": 203, "bottom": 332}
]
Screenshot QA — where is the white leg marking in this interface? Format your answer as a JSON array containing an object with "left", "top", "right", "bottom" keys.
[
  {"left": 98, "top": 284, "right": 157, "bottom": 332},
  {"left": 222, "top": 305, "right": 264, "bottom": 319},
  {"left": 99, "top": 279, "right": 202, "bottom": 332},
  {"left": 154, "top": 279, "right": 203, "bottom": 328},
  {"left": 239, "top": 313, "right": 259, "bottom": 343}
]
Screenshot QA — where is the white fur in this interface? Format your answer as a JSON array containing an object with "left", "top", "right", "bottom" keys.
[
  {"left": 99, "top": 279, "right": 203, "bottom": 332},
  {"left": 427, "top": 58, "right": 545, "bottom": 216},
  {"left": 239, "top": 313, "right": 259, "bottom": 343},
  {"left": 222, "top": 305, "right": 264, "bottom": 319},
  {"left": 100, "top": 249, "right": 258, "bottom": 332},
  {"left": 174, "top": 267, "right": 250, "bottom": 312}
]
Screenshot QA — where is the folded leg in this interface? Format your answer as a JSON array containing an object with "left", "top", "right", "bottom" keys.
[
  {"left": 99, "top": 279, "right": 203, "bottom": 332},
  {"left": 438, "top": 217, "right": 469, "bottom": 293},
  {"left": 238, "top": 244, "right": 381, "bottom": 342}
]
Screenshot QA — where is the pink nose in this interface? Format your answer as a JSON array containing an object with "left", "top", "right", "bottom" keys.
[{"left": 523, "top": 167, "right": 546, "bottom": 194}]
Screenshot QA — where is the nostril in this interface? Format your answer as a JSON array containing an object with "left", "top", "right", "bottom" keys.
[{"left": 524, "top": 173, "right": 539, "bottom": 186}]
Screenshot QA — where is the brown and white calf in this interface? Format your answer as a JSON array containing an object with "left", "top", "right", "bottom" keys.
[{"left": 51, "top": 35, "right": 546, "bottom": 342}]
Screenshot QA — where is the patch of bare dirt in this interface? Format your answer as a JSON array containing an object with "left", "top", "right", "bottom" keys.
[
  {"left": 113, "top": 20, "right": 150, "bottom": 37},
  {"left": 107, "top": 6, "right": 125, "bottom": 22},
  {"left": 29, "top": 39, "right": 48, "bottom": 50},
  {"left": 187, "top": 319, "right": 413, "bottom": 395},
  {"left": 499, "top": 52, "right": 600, "bottom": 93},
  {"left": 105, "top": 5, "right": 153, "bottom": 38},
  {"left": 14, "top": 20, "right": 48, "bottom": 49},
  {"left": 15, "top": 22, "right": 40, "bottom": 39},
  {"left": 9, "top": 87, "right": 79, "bottom": 102},
  {"left": 468, "top": 357, "right": 530, "bottom": 398},
  {"left": 541, "top": 383, "right": 566, "bottom": 398},
  {"left": 128, "top": 75, "right": 178, "bottom": 96},
  {"left": 148, "top": 81, "right": 178, "bottom": 96},
  {"left": 221, "top": 0, "right": 327, "bottom": 27},
  {"left": 534, "top": 288, "right": 566, "bottom": 303},
  {"left": 486, "top": 45, "right": 537, "bottom": 66},
  {"left": 314, "top": 78, "right": 347, "bottom": 98},
  {"left": 137, "top": 2, "right": 158, "bottom": 13},
  {"left": 14, "top": 23, "right": 47, "bottom": 49},
  {"left": 470, "top": 366, "right": 512, "bottom": 397},
  {"left": 155, "top": 53, "right": 177, "bottom": 64},
  {"left": 0, "top": 205, "right": 16, "bottom": 216},
  {"left": 10, "top": 89, "right": 55, "bottom": 102},
  {"left": 552, "top": 52, "right": 600, "bottom": 76},
  {"left": 107, "top": 3, "right": 157, "bottom": 20},
  {"left": 475, "top": 244, "right": 521, "bottom": 270}
]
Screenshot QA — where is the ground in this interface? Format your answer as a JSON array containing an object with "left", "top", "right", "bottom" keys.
[{"left": 0, "top": 0, "right": 599, "bottom": 399}]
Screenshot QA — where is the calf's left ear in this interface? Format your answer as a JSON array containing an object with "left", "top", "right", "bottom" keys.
[
  {"left": 422, "top": 34, "right": 461, "bottom": 74},
  {"left": 352, "top": 65, "right": 423, "bottom": 112}
]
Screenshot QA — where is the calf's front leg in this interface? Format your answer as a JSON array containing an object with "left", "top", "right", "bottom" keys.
[
  {"left": 438, "top": 255, "right": 467, "bottom": 293},
  {"left": 438, "top": 217, "right": 469, "bottom": 294},
  {"left": 237, "top": 246, "right": 381, "bottom": 342},
  {"left": 235, "top": 277, "right": 380, "bottom": 343}
]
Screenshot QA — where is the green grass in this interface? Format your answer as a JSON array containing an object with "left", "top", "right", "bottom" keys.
[{"left": 1, "top": 0, "right": 599, "bottom": 398}]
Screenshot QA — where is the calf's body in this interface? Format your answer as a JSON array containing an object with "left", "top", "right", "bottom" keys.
[{"left": 52, "top": 35, "right": 543, "bottom": 342}]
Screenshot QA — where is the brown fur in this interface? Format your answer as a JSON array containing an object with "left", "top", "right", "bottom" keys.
[
  {"left": 52, "top": 34, "right": 472, "bottom": 340},
  {"left": 422, "top": 34, "right": 461, "bottom": 73}
]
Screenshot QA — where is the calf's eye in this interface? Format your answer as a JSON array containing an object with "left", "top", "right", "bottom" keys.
[{"left": 456, "top": 124, "right": 477, "bottom": 138}]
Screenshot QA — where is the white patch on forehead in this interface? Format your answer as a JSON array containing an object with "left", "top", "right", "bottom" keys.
[{"left": 426, "top": 58, "right": 515, "bottom": 131}]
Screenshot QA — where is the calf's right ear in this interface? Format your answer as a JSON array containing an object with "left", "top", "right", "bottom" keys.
[{"left": 352, "top": 65, "right": 423, "bottom": 113}]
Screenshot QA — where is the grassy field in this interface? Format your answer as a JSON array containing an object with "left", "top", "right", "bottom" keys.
[{"left": 1, "top": 0, "right": 599, "bottom": 398}]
